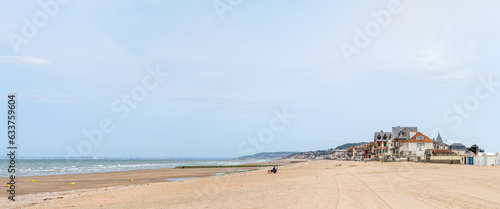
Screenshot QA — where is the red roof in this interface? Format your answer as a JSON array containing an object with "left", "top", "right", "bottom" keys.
[
  {"left": 433, "top": 149, "right": 453, "bottom": 155},
  {"left": 407, "top": 132, "right": 433, "bottom": 143}
]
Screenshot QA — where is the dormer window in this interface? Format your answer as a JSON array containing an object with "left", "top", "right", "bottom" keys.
[{"left": 417, "top": 136, "right": 424, "bottom": 140}]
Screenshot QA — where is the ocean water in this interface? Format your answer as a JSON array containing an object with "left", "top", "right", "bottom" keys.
[{"left": 0, "top": 158, "right": 271, "bottom": 177}]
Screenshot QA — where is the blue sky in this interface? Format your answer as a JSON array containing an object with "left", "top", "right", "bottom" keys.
[{"left": 1, "top": 0, "right": 499, "bottom": 158}]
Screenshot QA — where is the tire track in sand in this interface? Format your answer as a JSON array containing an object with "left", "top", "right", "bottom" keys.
[
  {"left": 396, "top": 170, "right": 500, "bottom": 207},
  {"left": 345, "top": 168, "right": 394, "bottom": 209},
  {"left": 332, "top": 169, "right": 340, "bottom": 209},
  {"left": 370, "top": 162, "right": 499, "bottom": 208},
  {"left": 360, "top": 164, "right": 451, "bottom": 209}
]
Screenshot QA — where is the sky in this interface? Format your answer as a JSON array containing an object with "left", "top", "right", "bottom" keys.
[{"left": 1, "top": 0, "right": 499, "bottom": 158}]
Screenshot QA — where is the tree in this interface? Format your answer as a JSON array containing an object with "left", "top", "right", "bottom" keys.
[{"left": 466, "top": 144, "right": 482, "bottom": 154}]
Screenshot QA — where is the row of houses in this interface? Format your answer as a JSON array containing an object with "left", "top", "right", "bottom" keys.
[{"left": 330, "top": 126, "right": 498, "bottom": 166}]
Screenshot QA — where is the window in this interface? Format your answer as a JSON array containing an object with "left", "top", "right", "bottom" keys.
[
  {"left": 384, "top": 142, "right": 387, "bottom": 147},
  {"left": 417, "top": 136, "right": 424, "bottom": 140}
]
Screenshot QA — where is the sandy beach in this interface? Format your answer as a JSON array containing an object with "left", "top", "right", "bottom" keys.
[
  {"left": 3, "top": 160, "right": 500, "bottom": 208},
  {"left": 0, "top": 166, "right": 260, "bottom": 197}
]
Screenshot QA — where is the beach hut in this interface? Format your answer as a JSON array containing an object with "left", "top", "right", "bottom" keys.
[
  {"left": 486, "top": 153, "right": 496, "bottom": 166},
  {"left": 477, "top": 153, "right": 485, "bottom": 166},
  {"left": 461, "top": 155, "right": 476, "bottom": 165},
  {"left": 477, "top": 153, "right": 497, "bottom": 166}
]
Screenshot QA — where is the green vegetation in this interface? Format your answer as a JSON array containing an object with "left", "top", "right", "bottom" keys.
[
  {"left": 334, "top": 142, "right": 369, "bottom": 150},
  {"left": 284, "top": 149, "right": 330, "bottom": 159},
  {"left": 283, "top": 142, "right": 368, "bottom": 159},
  {"left": 234, "top": 152, "right": 297, "bottom": 160},
  {"left": 289, "top": 161, "right": 305, "bottom": 163},
  {"left": 466, "top": 144, "right": 484, "bottom": 155},
  {"left": 175, "top": 165, "right": 279, "bottom": 169}
]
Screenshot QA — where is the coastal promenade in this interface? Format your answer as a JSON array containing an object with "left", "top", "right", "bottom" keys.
[{"left": 3, "top": 160, "right": 500, "bottom": 208}]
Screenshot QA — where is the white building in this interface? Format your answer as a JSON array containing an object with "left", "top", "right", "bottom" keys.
[
  {"left": 401, "top": 132, "right": 434, "bottom": 160},
  {"left": 477, "top": 153, "right": 497, "bottom": 166}
]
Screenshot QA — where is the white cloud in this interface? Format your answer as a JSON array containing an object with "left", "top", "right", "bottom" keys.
[
  {"left": 195, "top": 71, "right": 227, "bottom": 79},
  {"left": 384, "top": 40, "right": 475, "bottom": 82},
  {"left": 166, "top": 96, "right": 270, "bottom": 113},
  {"left": 413, "top": 49, "right": 473, "bottom": 81},
  {"left": 0, "top": 56, "right": 51, "bottom": 65},
  {"left": 19, "top": 89, "right": 80, "bottom": 104},
  {"left": 430, "top": 70, "right": 471, "bottom": 81}
]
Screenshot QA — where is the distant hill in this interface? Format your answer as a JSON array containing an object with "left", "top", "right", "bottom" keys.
[
  {"left": 334, "top": 142, "right": 369, "bottom": 150},
  {"left": 282, "top": 142, "right": 368, "bottom": 159},
  {"left": 234, "top": 152, "right": 297, "bottom": 160},
  {"left": 236, "top": 142, "right": 369, "bottom": 160},
  {"left": 283, "top": 149, "right": 332, "bottom": 159}
]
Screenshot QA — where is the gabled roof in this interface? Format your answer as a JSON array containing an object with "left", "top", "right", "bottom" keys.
[
  {"left": 374, "top": 132, "right": 392, "bottom": 141},
  {"left": 392, "top": 126, "right": 418, "bottom": 139},
  {"left": 407, "top": 132, "right": 433, "bottom": 143}
]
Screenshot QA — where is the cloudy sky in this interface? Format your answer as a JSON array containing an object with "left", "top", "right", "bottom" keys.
[{"left": 1, "top": 0, "right": 499, "bottom": 158}]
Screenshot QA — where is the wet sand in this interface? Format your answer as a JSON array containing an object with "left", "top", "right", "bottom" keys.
[
  {"left": 0, "top": 166, "right": 260, "bottom": 196},
  {"left": 3, "top": 160, "right": 500, "bottom": 208}
]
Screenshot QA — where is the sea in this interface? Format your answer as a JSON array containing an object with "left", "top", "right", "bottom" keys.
[{"left": 0, "top": 158, "right": 272, "bottom": 177}]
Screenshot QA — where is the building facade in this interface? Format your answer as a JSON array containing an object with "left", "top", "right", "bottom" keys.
[
  {"left": 391, "top": 126, "right": 418, "bottom": 155},
  {"left": 374, "top": 131, "right": 392, "bottom": 159},
  {"left": 401, "top": 132, "right": 433, "bottom": 159},
  {"left": 449, "top": 143, "right": 467, "bottom": 155}
]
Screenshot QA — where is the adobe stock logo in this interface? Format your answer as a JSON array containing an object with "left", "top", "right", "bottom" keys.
[
  {"left": 7, "top": 0, "right": 71, "bottom": 53},
  {"left": 340, "top": 0, "right": 405, "bottom": 63},
  {"left": 443, "top": 73, "right": 499, "bottom": 129},
  {"left": 65, "top": 65, "right": 168, "bottom": 157},
  {"left": 213, "top": 0, "right": 243, "bottom": 20},
  {"left": 237, "top": 108, "right": 295, "bottom": 156}
]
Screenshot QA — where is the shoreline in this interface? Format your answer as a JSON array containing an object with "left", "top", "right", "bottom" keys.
[
  {"left": 0, "top": 158, "right": 278, "bottom": 178},
  {"left": 0, "top": 159, "right": 285, "bottom": 197},
  {"left": 3, "top": 160, "right": 500, "bottom": 208}
]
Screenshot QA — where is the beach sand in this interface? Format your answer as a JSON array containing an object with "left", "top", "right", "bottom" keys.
[
  {"left": 0, "top": 166, "right": 258, "bottom": 197},
  {"left": 3, "top": 160, "right": 500, "bottom": 208}
]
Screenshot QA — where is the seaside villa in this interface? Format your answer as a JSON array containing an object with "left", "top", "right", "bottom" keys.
[
  {"left": 401, "top": 132, "right": 433, "bottom": 160},
  {"left": 332, "top": 126, "right": 499, "bottom": 167},
  {"left": 391, "top": 126, "right": 418, "bottom": 155},
  {"left": 433, "top": 132, "right": 449, "bottom": 149},
  {"left": 449, "top": 143, "right": 467, "bottom": 155},
  {"left": 374, "top": 131, "right": 392, "bottom": 159}
]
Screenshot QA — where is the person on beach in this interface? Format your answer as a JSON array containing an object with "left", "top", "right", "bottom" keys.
[{"left": 268, "top": 166, "right": 277, "bottom": 174}]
